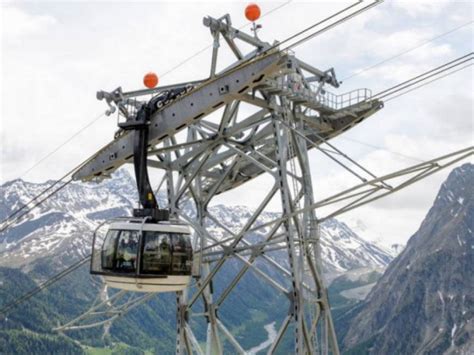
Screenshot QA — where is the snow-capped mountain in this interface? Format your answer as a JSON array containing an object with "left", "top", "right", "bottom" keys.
[
  {"left": 342, "top": 218, "right": 406, "bottom": 258},
  {"left": 342, "top": 163, "right": 474, "bottom": 354},
  {"left": 0, "top": 169, "right": 393, "bottom": 280},
  {"left": 0, "top": 170, "right": 136, "bottom": 269}
]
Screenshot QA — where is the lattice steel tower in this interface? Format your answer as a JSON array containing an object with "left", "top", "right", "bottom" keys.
[{"left": 66, "top": 11, "right": 385, "bottom": 355}]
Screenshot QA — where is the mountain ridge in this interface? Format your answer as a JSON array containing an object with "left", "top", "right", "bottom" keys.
[
  {"left": 342, "top": 163, "right": 474, "bottom": 354},
  {"left": 0, "top": 169, "right": 393, "bottom": 281}
]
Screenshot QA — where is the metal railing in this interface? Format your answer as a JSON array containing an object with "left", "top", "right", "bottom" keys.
[
  {"left": 265, "top": 78, "right": 372, "bottom": 111},
  {"left": 312, "top": 87, "right": 372, "bottom": 110}
]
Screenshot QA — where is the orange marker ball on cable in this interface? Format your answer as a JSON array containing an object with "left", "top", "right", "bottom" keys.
[
  {"left": 245, "top": 3, "right": 261, "bottom": 22},
  {"left": 143, "top": 72, "right": 159, "bottom": 89}
]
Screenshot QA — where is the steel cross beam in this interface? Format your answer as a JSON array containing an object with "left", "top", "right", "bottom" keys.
[
  {"left": 54, "top": 288, "right": 157, "bottom": 332},
  {"left": 243, "top": 146, "right": 474, "bottom": 236}
]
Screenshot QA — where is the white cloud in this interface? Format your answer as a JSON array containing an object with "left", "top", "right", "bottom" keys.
[
  {"left": 1, "top": 5, "right": 57, "bottom": 39},
  {"left": 393, "top": 0, "right": 452, "bottom": 18}
]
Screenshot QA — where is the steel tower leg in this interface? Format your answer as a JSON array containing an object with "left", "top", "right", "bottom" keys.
[
  {"left": 176, "top": 291, "right": 193, "bottom": 355},
  {"left": 165, "top": 113, "right": 342, "bottom": 354},
  {"left": 292, "top": 115, "right": 340, "bottom": 355},
  {"left": 190, "top": 128, "right": 223, "bottom": 355},
  {"left": 273, "top": 117, "right": 306, "bottom": 354}
]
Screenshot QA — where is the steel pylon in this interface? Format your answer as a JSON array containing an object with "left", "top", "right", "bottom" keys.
[
  {"left": 164, "top": 115, "right": 340, "bottom": 354},
  {"left": 59, "top": 10, "right": 472, "bottom": 354},
  {"left": 68, "top": 11, "right": 381, "bottom": 354}
]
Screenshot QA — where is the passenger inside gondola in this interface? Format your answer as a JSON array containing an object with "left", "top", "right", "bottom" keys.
[
  {"left": 100, "top": 227, "right": 192, "bottom": 278},
  {"left": 115, "top": 230, "right": 139, "bottom": 271},
  {"left": 171, "top": 236, "right": 186, "bottom": 273},
  {"left": 142, "top": 232, "right": 171, "bottom": 274}
]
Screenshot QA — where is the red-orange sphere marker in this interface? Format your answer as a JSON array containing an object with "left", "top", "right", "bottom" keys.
[
  {"left": 143, "top": 72, "right": 159, "bottom": 89},
  {"left": 245, "top": 3, "right": 261, "bottom": 22}
]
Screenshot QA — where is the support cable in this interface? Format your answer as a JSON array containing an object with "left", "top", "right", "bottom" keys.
[
  {"left": 0, "top": 255, "right": 91, "bottom": 316},
  {"left": 281, "top": 0, "right": 383, "bottom": 51},
  {"left": 275, "top": 0, "right": 364, "bottom": 50},
  {"left": 0, "top": 111, "right": 105, "bottom": 225},
  {"left": 338, "top": 136, "right": 425, "bottom": 163},
  {"left": 319, "top": 60, "right": 472, "bottom": 169},
  {"left": 0, "top": 179, "right": 72, "bottom": 235},
  {"left": 383, "top": 63, "right": 473, "bottom": 102},
  {"left": 18, "top": 112, "right": 106, "bottom": 179},
  {"left": 372, "top": 52, "right": 473, "bottom": 99},
  {"left": 332, "top": 55, "right": 473, "bottom": 165},
  {"left": 159, "top": 0, "right": 294, "bottom": 79},
  {"left": 341, "top": 20, "right": 474, "bottom": 81},
  {"left": 0, "top": 147, "right": 99, "bottom": 233},
  {"left": 1, "top": 168, "right": 78, "bottom": 227}
]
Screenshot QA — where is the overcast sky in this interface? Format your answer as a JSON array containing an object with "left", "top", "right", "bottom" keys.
[{"left": 1, "top": 0, "right": 473, "bottom": 247}]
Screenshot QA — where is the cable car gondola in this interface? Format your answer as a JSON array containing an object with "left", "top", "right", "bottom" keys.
[
  {"left": 91, "top": 219, "right": 192, "bottom": 292},
  {"left": 90, "top": 89, "right": 193, "bottom": 292}
]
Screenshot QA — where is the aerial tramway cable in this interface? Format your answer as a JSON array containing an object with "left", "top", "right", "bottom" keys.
[
  {"left": 159, "top": 0, "right": 294, "bottom": 78},
  {"left": 19, "top": 112, "right": 106, "bottom": 179},
  {"left": 0, "top": 255, "right": 91, "bottom": 316},
  {"left": 0, "top": 112, "right": 106, "bottom": 227},
  {"left": 0, "top": 148, "right": 102, "bottom": 233},
  {"left": 383, "top": 63, "right": 473, "bottom": 102},
  {"left": 281, "top": 0, "right": 383, "bottom": 51},
  {"left": 0, "top": 180, "right": 73, "bottom": 235},
  {"left": 372, "top": 52, "right": 473, "bottom": 100},
  {"left": 336, "top": 54, "right": 473, "bottom": 163},
  {"left": 272, "top": 0, "right": 364, "bottom": 51},
  {"left": 341, "top": 20, "right": 474, "bottom": 82}
]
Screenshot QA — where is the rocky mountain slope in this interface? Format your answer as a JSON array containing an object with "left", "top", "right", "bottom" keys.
[{"left": 342, "top": 163, "right": 474, "bottom": 354}]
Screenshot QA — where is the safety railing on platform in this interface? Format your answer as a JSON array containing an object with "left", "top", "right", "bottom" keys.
[
  {"left": 312, "top": 87, "right": 372, "bottom": 110},
  {"left": 264, "top": 77, "right": 372, "bottom": 111}
]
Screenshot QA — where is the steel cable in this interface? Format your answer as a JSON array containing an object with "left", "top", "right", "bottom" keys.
[
  {"left": 372, "top": 52, "right": 473, "bottom": 99},
  {"left": 282, "top": 0, "right": 383, "bottom": 51},
  {"left": 0, "top": 180, "right": 72, "bottom": 235},
  {"left": 383, "top": 63, "right": 473, "bottom": 102},
  {"left": 0, "top": 255, "right": 91, "bottom": 316},
  {"left": 341, "top": 20, "right": 474, "bottom": 81}
]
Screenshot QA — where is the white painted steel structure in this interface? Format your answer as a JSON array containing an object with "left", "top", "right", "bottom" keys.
[{"left": 55, "top": 10, "right": 474, "bottom": 355}]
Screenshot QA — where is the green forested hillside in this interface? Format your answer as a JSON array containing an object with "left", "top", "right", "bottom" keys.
[
  {"left": 0, "top": 266, "right": 177, "bottom": 354},
  {"left": 0, "top": 260, "right": 288, "bottom": 354},
  {"left": 0, "top": 329, "right": 83, "bottom": 355}
]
